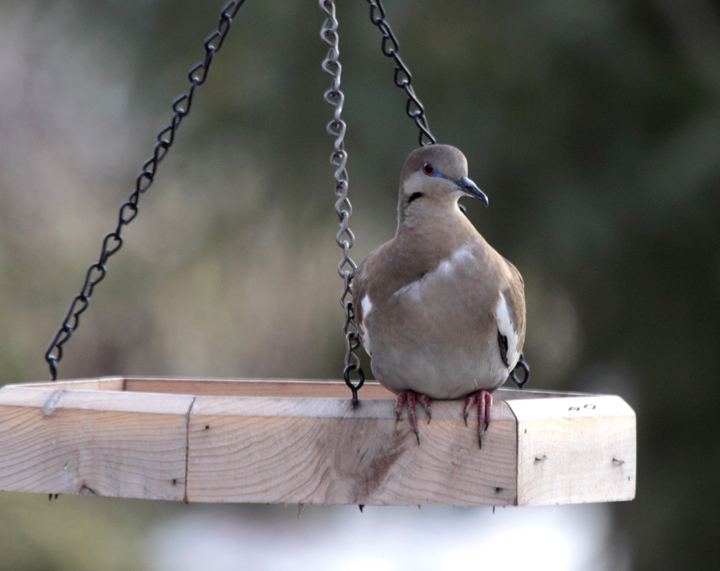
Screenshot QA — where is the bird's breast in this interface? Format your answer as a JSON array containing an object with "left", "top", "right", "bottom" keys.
[
  {"left": 390, "top": 242, "right": 477, "bottom": 300},
  {"left": 361, "top": 241, "right": 509, "bottom": 397}
]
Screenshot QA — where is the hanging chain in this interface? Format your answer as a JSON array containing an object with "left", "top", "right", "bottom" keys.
[
  {"left": 43, "top": 0, "right": 248, "bottom": 381},
  {"left": 320, "top": 0, "right": 365, "bottom": 407},
  {"left": 366, "top": 0, "right": 529, "bottom": 387},
  {"left": 511, "top": 354, "right": 530, "bottom": 388},
  {"left": 365, "top": 0, "right": 436, "bottom": 146}
]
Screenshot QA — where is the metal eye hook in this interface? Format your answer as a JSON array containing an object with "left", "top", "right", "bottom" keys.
[{"left": 510, "top": 354, "right": 530, "bottom": 389}]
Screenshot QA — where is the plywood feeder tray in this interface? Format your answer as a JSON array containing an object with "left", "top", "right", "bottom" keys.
[{"left": 0, "top": 377, "right": 635, "bottom": 506}]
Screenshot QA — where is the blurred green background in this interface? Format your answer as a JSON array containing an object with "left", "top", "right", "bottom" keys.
[{"left": 1, "top": 0, "right": 719, "bottom": 569}]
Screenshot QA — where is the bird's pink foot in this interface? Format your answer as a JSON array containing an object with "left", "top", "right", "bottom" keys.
[
  {"left": 395, "top": 391, "right": 432, "bottom": 444},
  {"left": 463, "top": 390, "right": 493, "bottom": 449}
]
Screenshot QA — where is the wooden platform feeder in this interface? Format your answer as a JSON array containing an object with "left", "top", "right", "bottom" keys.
[{"left": 0, "top": 377, "right": 636, "bottom": 506}]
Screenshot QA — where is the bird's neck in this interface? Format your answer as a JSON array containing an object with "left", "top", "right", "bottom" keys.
[
  {"left": 398, "top": 197, "right": 473, "bottom": 232},
  {"left": 395, "top": 199, "right": 480, "bottom": 252}
]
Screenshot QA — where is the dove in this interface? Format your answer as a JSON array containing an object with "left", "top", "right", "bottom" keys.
[{"left": 353, "top": 144, "right": 526, "bottom": 447}]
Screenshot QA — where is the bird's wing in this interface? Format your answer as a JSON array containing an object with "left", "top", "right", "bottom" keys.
[
  {"left": 353, "top": 259, "right": 368, "bottom": 329},
  {"left": 501, "top": 255, "right": 524, "bottom": 286},
  {"left": 352, "top": 257, "right": 373, "bottom": 355},
  {"left": 495, "top": 257, "right": 526, "bottom": 369}
]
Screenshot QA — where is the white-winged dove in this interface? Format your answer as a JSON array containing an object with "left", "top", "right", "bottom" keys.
[{"left": 354, "top": 144, "right": 526, "bottom": 447}]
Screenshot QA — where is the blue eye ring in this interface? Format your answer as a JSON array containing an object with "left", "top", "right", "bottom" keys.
[{"left": 422, "top": 162, "right": 435, "bottom": 175}]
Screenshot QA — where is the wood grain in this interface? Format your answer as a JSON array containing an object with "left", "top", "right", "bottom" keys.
[
  {"left": 124, "top": 378, "right": 396, "bottom": 398},
  {"left": 19, "top": 378, "right": 125, "bottom": 391},
  {"left": 19, "top": 377, "right": 589, "bottom": 400},
  {"left": 0, "top": 378, "right": 637, "bottom": 506},
  {"left": 506, "top": 395, "right": 636, "bottom": 505},
  {"left": 0, "top": 385, "right": 192, "bottom": 500},
  {"left": 186, "top": 396, "right": 518, "bottom": 506}
]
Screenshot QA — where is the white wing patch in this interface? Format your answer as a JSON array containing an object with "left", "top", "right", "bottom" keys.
[
  {"left": 437, "top": 244, "right": 475, "bottom": 277},
  {"left": 360, "top": 295, "right": 373, "bottom": 353},
  {"left": 393, "top": 244, "right": 476, "bottom": 296},
  {"left": 437, "top": 259, "right": 453, "bottom": 276},
  {"left": 392, "top": 280, "right": 422, "bottom": 299},
  {"left": 451, "top": 243, "right": 475, "bottom": 264},
  {"left": 361, "top": 294, "right": 373, "bottom": 318},
  {"left": 495, "top": 291, "right": 520, "bottom": 370}
]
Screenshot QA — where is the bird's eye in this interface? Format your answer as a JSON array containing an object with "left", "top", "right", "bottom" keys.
[{"left": 422, "top": 162, "right": 435, "bottom": 175}]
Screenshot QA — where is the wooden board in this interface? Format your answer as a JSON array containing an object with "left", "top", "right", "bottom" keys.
[
  {"left": 508, "top": 396, "right": 636, "bottom": 505},
  {"left": 0, "top": 383, "right": 191, "bottom": 500},
  {"left": 0, "top": 377, "right": 636, "bottom": 506}
]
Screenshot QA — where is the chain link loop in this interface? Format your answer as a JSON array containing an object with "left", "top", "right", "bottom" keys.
[
  {"left": 510, "top": 354, "right": 530, "bottom": 388},
  {"left": 320, "top": 0, "right": 365, "bottom": 407},
  {"left": 44, "top": 0, "right": 248, "bottom": 380},
  {"left": 365, "top": 0, "right": 436, "bottom": 146}
]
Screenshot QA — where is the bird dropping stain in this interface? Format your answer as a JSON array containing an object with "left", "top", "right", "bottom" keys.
[{"left": 41, "top": 390, "right": 65, "bottom": 417}]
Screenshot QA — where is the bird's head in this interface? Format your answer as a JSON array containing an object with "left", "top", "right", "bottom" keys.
[{"left": 397, "top": 144, "right": 488, "bottom": 217}]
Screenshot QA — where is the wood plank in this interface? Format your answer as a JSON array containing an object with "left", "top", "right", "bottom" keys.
[
  {"left": 17, "top": 378, "right": 125, "bottom": 391},
  {"left": 16, "top": 377, "right": 590, "bottom": 401},
  {"left": 124, "top": 378, "right": 396, "bottom": 399},
  {"left": 123, "top": 378, "right": 586, "bottom": 400},
  {"left": 495, "top": 387, "right": 591, "bottom": 400},
  {"left": 186, "top": 395, "right": 518, "bottom": 506},
  {"left": 0, "top": 386, "right": 193, "bottom": 500},
  {"left": 506, "top": 395, "right": 636, "bottom": 506},
  {"left": 0, "top": 378, "right": 637, "bottom": 506}
]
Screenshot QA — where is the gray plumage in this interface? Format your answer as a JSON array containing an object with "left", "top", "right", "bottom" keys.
[{"left": 354, "top": 145, "right": 526, "bottom": 401}]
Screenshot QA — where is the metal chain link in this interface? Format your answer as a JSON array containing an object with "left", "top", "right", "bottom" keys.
[
  {"left": 44, "top": 0, "right": 248, "bottom": 380},
  {"left": 511, "top": 354, "right": 530, "bottom": 388},
  {"left": 319, "top": 0, "right": 365, "bottom": 407},
  {"left": 365, "top": 0, "right": 436, "bottom": 146},
  {"left": 366, "top": 0, "right": 531, "bottom": 388}
]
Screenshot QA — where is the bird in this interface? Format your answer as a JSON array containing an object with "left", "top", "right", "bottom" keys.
[{"left": 353, "top": 144, "right": 526, "bottom": 447}]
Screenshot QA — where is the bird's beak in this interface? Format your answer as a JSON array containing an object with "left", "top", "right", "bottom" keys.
[{"left": 456, "top": 177, "right": 488, "bottom": 206}]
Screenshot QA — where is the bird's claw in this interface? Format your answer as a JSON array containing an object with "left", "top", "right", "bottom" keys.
[
  {"left": 394, "top": 392, "right": 406, "bottom": 422},
  {"left": 418, "top": 394, "right": 432, "bottom": 423},
  {"left": 463, "top": 397, "right": 472, "bottom": 426},
  {"left": 463, "top": 390, "right": 492, "bottom": 449},
  {"left": 395, "top": 391, "right": 432, "bottom": 444}
]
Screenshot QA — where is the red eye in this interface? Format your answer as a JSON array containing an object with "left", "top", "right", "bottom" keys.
[{"left": 422, "top": 162, "right": 435, "bottom": 175}]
